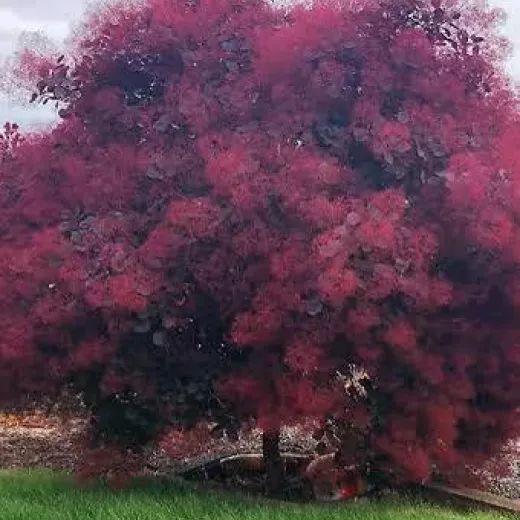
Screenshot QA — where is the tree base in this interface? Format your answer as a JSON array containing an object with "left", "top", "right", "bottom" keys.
[{"left": 177, "top": 452, "right": 369, "bottom": 502}]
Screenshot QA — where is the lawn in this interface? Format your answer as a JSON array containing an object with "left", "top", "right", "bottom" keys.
[{"left": 0, "top": 469, "right": 512, "bottom": 520}]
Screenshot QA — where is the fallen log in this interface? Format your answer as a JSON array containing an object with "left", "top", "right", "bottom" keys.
[
  {"left": 178, "top": 452, "right": 313, "bottom": 480},
  {"left": 419, "top": 484, "right": 520, "bottom": 515}
]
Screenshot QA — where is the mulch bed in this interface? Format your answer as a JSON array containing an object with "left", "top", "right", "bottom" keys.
[
  {"left": 0, "top": 412, "right": 317, "bottom": 476},
  {"left": 0, "top": 412, "right": 84, "bottom": 472}
]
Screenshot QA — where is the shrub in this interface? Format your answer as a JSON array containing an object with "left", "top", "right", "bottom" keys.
[{"left": 1, "top": 0, "right": 519, "bottom": 492}]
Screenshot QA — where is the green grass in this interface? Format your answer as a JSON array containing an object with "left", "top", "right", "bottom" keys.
[{"left": 0, "top": 469, "right": 511, "bottom": 520}]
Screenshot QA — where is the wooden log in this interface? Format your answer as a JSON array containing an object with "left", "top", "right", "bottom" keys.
[
  {"left": 421, "top": 484, "right": 520, "bottom": 515},
  {"left": 177, "top": 452, "right": 313, "bottom": 483}
]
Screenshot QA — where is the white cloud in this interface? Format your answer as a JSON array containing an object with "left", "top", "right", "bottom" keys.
[
  {"left": 0, "top": 9, "right": 70, "bottom": 48},
  {"left": 0, "top": 0, "right": 93, "bottom": 23}
]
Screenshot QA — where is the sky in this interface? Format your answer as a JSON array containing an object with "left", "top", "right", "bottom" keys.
[{"left": 0, "top": 0, "right": 519, "bottom": 130}]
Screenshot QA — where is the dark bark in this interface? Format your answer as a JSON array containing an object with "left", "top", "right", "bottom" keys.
[{"left": 262, "top": 428, "right": 286, "bottom": 497}]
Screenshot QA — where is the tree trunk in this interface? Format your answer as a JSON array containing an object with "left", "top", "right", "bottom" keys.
[{"left": 262, "top": 428, "right": 286, "bottom": 497}]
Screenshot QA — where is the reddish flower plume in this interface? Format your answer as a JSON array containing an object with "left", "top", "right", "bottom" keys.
[{"left": 1, "top": 0, "right": 519, "bottom": 489}]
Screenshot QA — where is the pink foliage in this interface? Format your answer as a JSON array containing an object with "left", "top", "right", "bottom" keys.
[{"left": 1, "top": 0, "right": 520, "bottom": 489}]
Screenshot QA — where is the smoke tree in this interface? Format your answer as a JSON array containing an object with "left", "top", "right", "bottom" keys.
[{"left": 1, "top": 0, "right": 520, "bottom": 493}]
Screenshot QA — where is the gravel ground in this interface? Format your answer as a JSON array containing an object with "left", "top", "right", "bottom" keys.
[{"left": 0, "top": 413, "right": 518, "bottom": 500}]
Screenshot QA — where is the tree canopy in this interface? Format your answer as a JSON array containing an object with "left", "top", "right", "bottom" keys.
[{"left": 1, "top": 0, "right": 519, "bottom": 491}]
